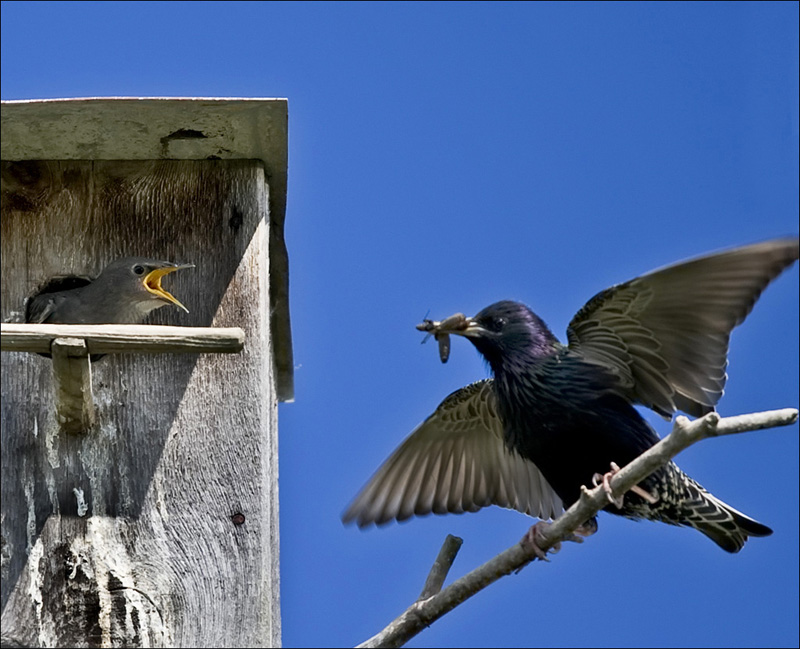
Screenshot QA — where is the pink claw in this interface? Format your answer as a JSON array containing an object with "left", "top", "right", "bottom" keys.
[{"left": 593, "top": 461, "right": 658, "bottom": 508}]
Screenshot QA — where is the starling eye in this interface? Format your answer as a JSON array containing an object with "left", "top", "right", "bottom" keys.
[
  {"left": 478, "top": 315, "right": 507, "bottom": 333},
  {"left": 133, "top": 264, "right": 146, "bottom": 276}
]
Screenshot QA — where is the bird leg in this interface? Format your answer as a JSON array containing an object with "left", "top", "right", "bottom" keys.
[
  {"left": 593, "top": 461, "right": 658, "bottom": 508},
  {"left": 520, "top": 521, "right": 559, "bottom": 561},
  {"left": 519, "top": 520, "right": 590, "bottom": 563},
  {"left": 593, "top": 462, "right": 625, "bottom": 508}
]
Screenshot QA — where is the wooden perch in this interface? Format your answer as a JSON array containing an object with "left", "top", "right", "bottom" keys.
[
  {"left": 0, "top": 323, "right": 245, "bottom": 354},
  {"left": 357, "top": 407, "right": 799, "bottom": 649},
  {"left": 1, "top": 323, "right": 246, "bottom": 434}
]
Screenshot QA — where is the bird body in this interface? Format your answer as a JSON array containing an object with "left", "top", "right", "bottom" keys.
[
  {"left": 489, "top": 341, "right": 654, "bottom": 506},
  {"left": 26, "top": 257, "right": 193, "bottom": 325},
  {"left": 472, "top": 303, "right": 771, "bottom": 552},
  {"left": 343, "top": 238, "right": 799, "bottom": 552}
]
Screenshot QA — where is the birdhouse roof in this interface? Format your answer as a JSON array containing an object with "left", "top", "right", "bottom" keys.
[{"left": 1, "top": 97, "right": 293, "bottom": 400}]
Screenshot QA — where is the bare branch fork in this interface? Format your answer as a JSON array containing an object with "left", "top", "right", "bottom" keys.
[{"left": 356, "top": 407, "right": 799, "bottom": 649}]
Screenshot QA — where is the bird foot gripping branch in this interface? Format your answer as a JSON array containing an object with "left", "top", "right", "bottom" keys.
[
  {"left": 519, "top": 519, "right": 596, "bottom": 563},
  {"left": 520, "top": 521, "right": 559, "bottom": 561},
  {"left": 592, "top": 462, "right": 659, "bottom": 508}
]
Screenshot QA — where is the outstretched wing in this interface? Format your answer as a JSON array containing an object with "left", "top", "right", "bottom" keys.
[
  {"left": 567, "top": 238, "right": 799, "bottom": 418},
  {"left": 342, "top": 380, "right": 562, "bottom": 527}
]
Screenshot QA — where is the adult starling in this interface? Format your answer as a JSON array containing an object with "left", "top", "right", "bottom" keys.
[
  {"left": 343, "top": 239, "right": 799, "bottom": 553},
  {"left": 26, "top": 257, "right": 193, "bottom": 325}
]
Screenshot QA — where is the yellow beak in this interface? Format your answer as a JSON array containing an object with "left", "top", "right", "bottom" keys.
[{"left": 143, "top": 265, "right": 192, "bottom": 312}]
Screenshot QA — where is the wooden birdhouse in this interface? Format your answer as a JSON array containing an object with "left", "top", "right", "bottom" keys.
[{"left": 0, "top": 97, "right": 292, "bottom": 647}]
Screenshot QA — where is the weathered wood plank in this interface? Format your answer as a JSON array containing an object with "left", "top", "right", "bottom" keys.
[
  {"left": 0, "top": 97, "right": 293, "bottom": 402},
  {"left": 1, "top": 323, "right": 245, "bottom": 354},
  {"left": 51, "top": 337, "right": 95, "bottom": 434},
  {"left": 1, "top": 159, "right": 280, "bottom": 647}
]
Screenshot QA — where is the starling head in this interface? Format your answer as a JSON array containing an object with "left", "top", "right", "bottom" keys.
[
  {"left": 428, "top": 300, "right": 560, "bottom": 368},
  {"left": 27, "top": 257, "right": 194, "bottom": 325}
]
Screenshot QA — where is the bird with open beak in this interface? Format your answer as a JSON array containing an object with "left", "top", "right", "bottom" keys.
[
  {"left": 26, "top": 257, "right": 194, "bottom": 325},
  {"left": 343, "top": 238, "right": 799, "bottom": 553}
]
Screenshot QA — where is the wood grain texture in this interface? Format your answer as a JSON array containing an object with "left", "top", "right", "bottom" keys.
[
  {"left": 1, "top": 324, "right": 245, "bottom": 354},
  {"left": 0, "top": 97, "right": 293, "bottom": 402},
  {"left": 1, "top": 160, "right": 280, "bottom": 647},
  {"left": 51, "top": 337, "right": 94, "bottom": 435}
]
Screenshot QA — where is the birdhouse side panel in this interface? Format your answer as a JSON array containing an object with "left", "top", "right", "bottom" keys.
[{"left": 0, "top": 159, "right": 280, "bottom": 648}]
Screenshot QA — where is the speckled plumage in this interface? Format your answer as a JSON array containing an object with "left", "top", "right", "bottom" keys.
[
  {"left": 470, "top": 306, "right": 772, "bottom": 553},
  {"left": 343, "top": 239, "right": 799, "bottom": 552}
]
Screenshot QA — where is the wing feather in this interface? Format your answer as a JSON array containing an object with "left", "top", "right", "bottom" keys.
[
  {"left": 567, "top": 238, "right": 799, "bottom": 417},
  {"left": 342, "top": 380, "right": 563, "bottom": 527}
]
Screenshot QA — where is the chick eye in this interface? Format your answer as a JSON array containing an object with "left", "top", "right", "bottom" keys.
[{"left": 133, "top": 264, "right": 146, "bottom": 276}]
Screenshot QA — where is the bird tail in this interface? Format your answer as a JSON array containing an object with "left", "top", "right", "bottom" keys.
[{"left": 669, "top": 469, "right": 772, "bottom": 553}]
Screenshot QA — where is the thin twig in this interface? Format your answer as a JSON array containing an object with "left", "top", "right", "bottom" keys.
[
  {"left": 356, "top": 407, "right": 798, "bottom": 648},
  {"left": 418, "top": 535, "right": 463, "bottom": 600}
]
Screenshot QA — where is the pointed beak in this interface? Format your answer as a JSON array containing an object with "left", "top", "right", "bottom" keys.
[{"left": 143, "top": 264, "right": 194, "bottom": 313}]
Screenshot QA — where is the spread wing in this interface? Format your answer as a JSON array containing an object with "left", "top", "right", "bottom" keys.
[
  {"left": 567, "top": 238, "right": 799, "bottom": 418},
  {"left": 342, "top": 380, "right": 562, "bottom": 527}
]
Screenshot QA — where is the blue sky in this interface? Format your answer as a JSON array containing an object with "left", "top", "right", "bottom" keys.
[{"left": 2, "top": 2, "right": 798, "bottom": 648}]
